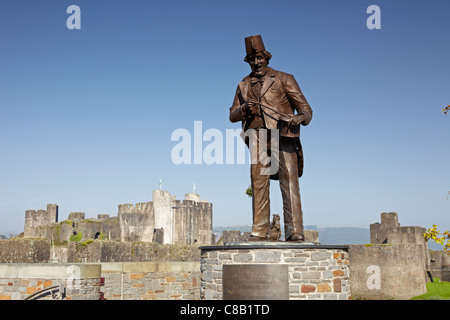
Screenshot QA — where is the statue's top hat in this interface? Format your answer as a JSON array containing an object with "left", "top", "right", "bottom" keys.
[{"left": 245, "top": 35, "right": 266, "bottom": 55}]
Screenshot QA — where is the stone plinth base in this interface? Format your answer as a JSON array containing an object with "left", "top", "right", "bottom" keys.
[{"left": 199, "top": 242, "right": 350, "bottom": 300}]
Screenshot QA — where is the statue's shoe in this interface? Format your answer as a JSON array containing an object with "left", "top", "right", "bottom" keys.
[
  {"left": 246, "top": 235, "right": 267, "bottom": 242},
  {"left": 286, "top": 233, "right": 305, "bottom": 242}
]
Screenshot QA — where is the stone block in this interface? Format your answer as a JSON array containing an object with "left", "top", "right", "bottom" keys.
[
  {"left": 333, "top": 270, "right": 345, "bottom": 277},
  {"left": 317, "top": 283, "right": 331, "bottom": 292},
  {"left": 129, "top": 273, "right": 144, "bottom": 280},
  {"left": 323, "top": 292, "right": 338, "bottom": 300},
  {"left": 289, "top": 284, "right": 300, "bottom": 293},
  {"left": 255, "top": 251, "right": 281, "bottom": 263},
  {"left": 233, "top": 254, "right": 252, "bottom": 262},
  {"left": 203, "top": 271, "right": 213, "bottom": 282},
  {"left": 285, "top": 257, "right": 306, "bottom": 263},
  {"left": 26, "top": 287, "right": 37, "bottom": 294},
  {"left": 301, "top": 285, "right": 316, "bottom": 293},
  {"left": 333, "top": 278, "right": 342, "bottom": 292},
  {"left": 311, "top": 252, "right": 331, "bottom": 261},
  {"left": 302, "top": 272, "right": 321, "bottom": 280}
]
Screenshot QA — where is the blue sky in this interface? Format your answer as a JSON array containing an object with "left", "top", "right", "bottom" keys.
[{"left": 0, "top": 0, "right": 449, "bottom": 235}]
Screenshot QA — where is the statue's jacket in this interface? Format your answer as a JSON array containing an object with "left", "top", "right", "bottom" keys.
[{"left": 229, "top": 67, "right": 313, "bottom": 178}]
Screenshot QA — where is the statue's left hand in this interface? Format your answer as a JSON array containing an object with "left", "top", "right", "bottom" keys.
[{"left": 288, "top": 114, "right": 305, "bottom": 127}]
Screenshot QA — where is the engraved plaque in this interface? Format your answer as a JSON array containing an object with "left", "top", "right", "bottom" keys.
[{"left": 223, "top": 264, "right": 289, "bottom": 300}]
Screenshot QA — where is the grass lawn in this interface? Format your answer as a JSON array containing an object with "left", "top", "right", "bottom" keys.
[{"left": 411, "top": 278, "right": 450, "bottom": 300}]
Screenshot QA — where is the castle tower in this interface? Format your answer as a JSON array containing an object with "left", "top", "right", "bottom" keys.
[
  {"left": 195, "top": 201, "right": 213, "bottom": 245},
  {"left": 381, "top": 212, "right": 399, "bottom": 229},
  {"left": 118, "top": 202, "right": 155, "bottom": 242},
  {"left": 175, "top": 193, "right": 213, "bottom": 245},
  {"left": 117, "top": 189, "right": 213, "bottom": 245},
  {"left": 24, "top": 204, "right": 59, "bottom": 238},
  {"left": 153, "top": 190, "right": 177, "bottom": 244},
  {"left": 185, "top": 192, "right": 201, "bottom": 202},
  {"left": 47, "top": 204, "right": 59, "bottom": 224}
]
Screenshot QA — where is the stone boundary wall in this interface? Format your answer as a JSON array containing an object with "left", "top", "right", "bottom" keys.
[
  {"left": 0, "top": 263, "right": 102, "bottom": 300},
  {"left": 0, "top": 239, "right": 202, "bottom": 264},
  {"left": 0, "top": 239, "right": 51, "bottom": 263},
  {"left": 348, "top": 244, "right": 427, "bottom": 300},
  {"left": 66, "top": 241, "right": 201, "bottom": 263},
  {"left": 200, "top": 244, "right": 350, "bottom": 300},
  {"left": 98, "top": 262, "right": 201, "bottom": 300}
]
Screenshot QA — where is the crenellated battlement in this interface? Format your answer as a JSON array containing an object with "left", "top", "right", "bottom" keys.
[
  {"left": 68, "top": 212, "right": 85, "bottom": 221},
  {"left": 178, "top": 199, "right": 212, "bottom": 209},
  {"left": 182, "top": 200, "right": 196, "bottom": 207},
  {"left": 118, "top": 202, "right": 154, "bottom": 214}
]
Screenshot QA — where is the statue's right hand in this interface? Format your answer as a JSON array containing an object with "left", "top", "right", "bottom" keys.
[{"left": 245, "top": 100, "right": 258, "bottom": 115}]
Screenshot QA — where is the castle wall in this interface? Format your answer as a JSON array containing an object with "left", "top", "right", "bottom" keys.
[
  {"left": 31, "top": 218, "right": 121, "bottom": 244},
  {"left": 387, "top": 226, "right": 426, "bottom": 246},
  {"left": 429, "top": 250, "right": 450, "bottom": 279},
  {"left": 73, "top": 219, "right": 121, "bottom": 242},
  {"left": 33, "top": 222, "right": 73, "bottom": 243}
]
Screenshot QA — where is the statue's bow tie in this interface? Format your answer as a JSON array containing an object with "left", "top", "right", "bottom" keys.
[{"left": 251, "top": 77, "right": 264, "bottom": 86}]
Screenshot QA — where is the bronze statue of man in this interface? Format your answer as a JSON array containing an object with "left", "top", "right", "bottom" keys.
[{"left": 229, "top": 35, "right": 313, "bottom": 241}]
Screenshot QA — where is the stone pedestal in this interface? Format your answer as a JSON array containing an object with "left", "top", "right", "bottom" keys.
[{"left": 199, "top": 242, "right": 350, "bottom": 300}]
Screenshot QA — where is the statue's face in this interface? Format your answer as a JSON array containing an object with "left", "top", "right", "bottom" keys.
[{"left": 248, "top": 52, "right": 268, "bottom": 78}]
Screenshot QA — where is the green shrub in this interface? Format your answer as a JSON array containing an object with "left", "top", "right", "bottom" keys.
[
  {"left": 80, "top": 239, "right": 93, "bottom": 247},
  {"left": 70, "top": 232, "right": 82, "bottom": 242}
]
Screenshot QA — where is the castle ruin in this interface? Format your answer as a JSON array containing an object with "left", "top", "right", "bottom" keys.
[
  {"left": 370, "top": 211, "right": 427, "bottom": 246},
  {"left": 23, "top": 190, "right": 213, "bottom": 246}
]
